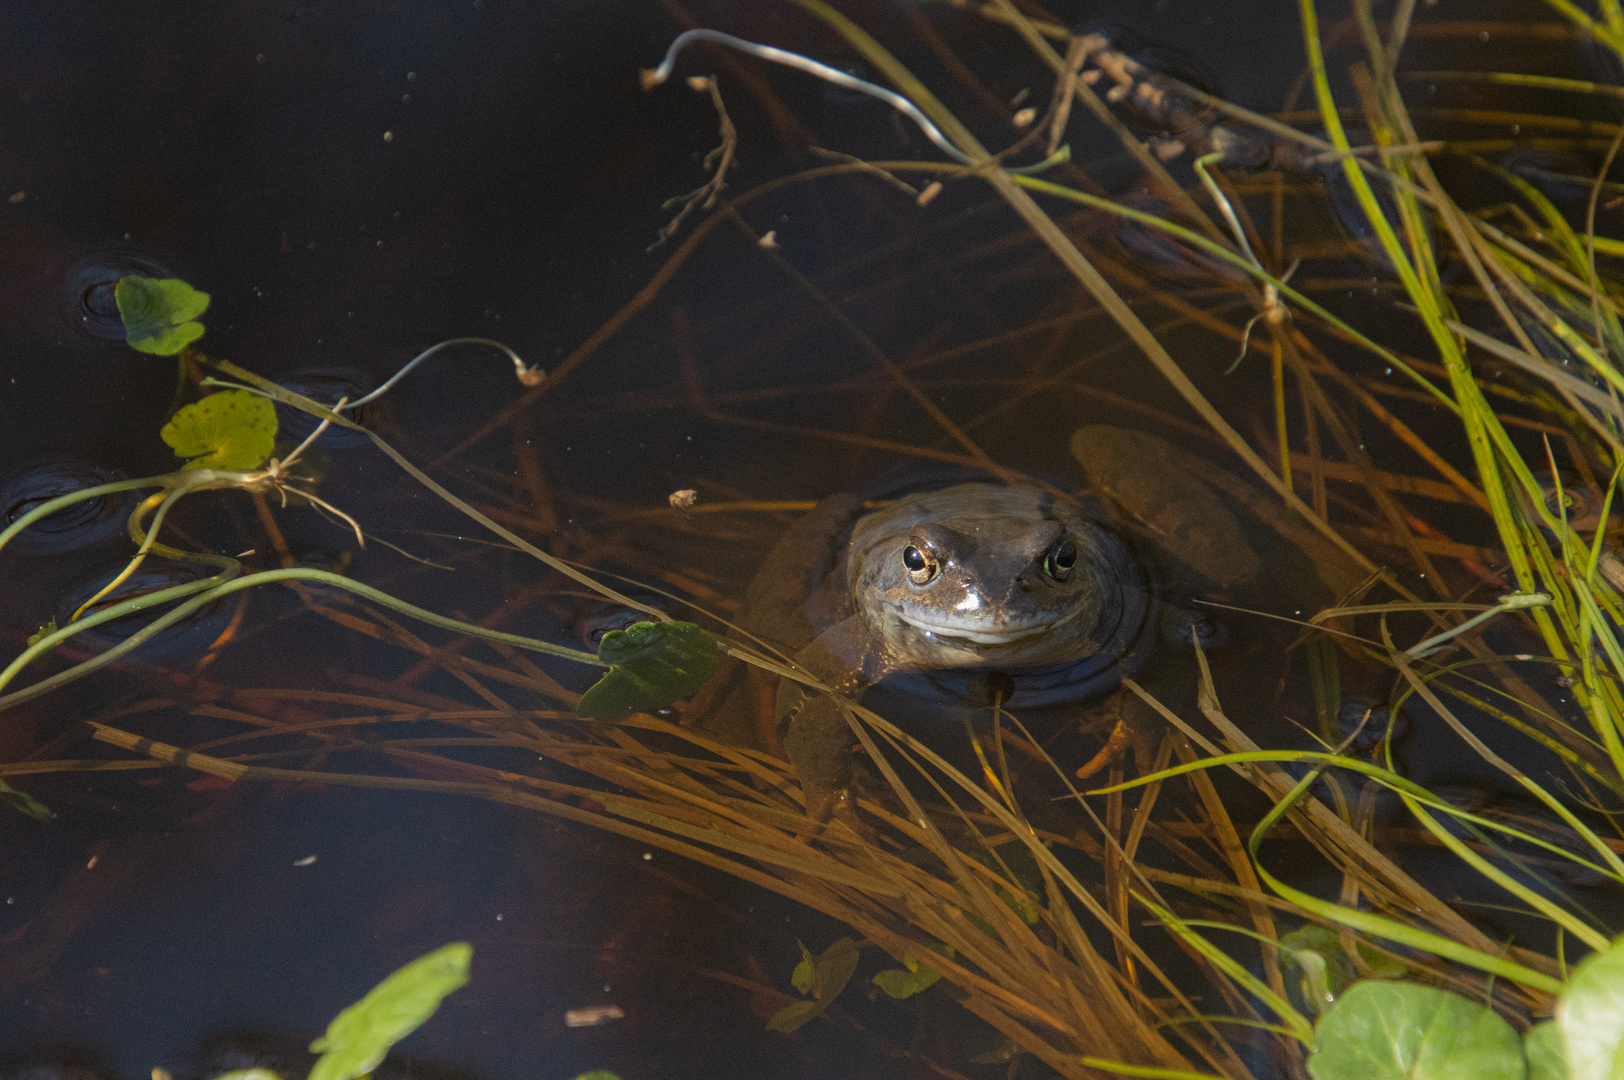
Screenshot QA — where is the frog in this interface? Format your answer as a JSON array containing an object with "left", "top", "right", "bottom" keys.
[{"left": 739, "top": 482, "right": 1163, "bottom": 827}]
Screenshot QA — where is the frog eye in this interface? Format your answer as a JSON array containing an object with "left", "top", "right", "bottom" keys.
[
  {"left": 1045, "top": 539, "right": 1077, "bottom": 582},
  {"left": 901, "top": 543, "right": 939, "bottom": 585}
]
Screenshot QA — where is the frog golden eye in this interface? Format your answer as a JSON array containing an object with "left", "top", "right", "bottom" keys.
[
  {"left": 901, "top": 544, "right": 938, "bottom": 584},
  {"left": 1045, "top": 539, "right": 1077, "bottom": 581}
]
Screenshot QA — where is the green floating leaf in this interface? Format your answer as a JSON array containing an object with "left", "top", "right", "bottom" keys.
[
  {"left": 790, "top": 940, "right": 816, "bottom": 996},
  {"left": 766, "top": 999, "right": 821, "bottom": 1034},
  {"left": 1559, "top": 934, "right": 1624, "bottom": 1080},
  {"left": 769, "top": 937, "right": 861, "bottom": 1034},
  {"left": 0, "top": 779, "right": 54, "bottom": 822},
  {"left": 1307, "top": 980, "right": 1524, "bottom": 1080},
  {"left": 874, "top": 944, "right": 954, "bottom": 1000},
  {"left": 1524, "top": 1022, "right": 1568, "bottom": 1080},
  {"left": 808, "top": 936, "right": 860, "bottom": 1003},
  {"left": 576, "top": 620, "right": 719, "bottom": 721},
  {"left": 212, "top": 1071, "right": 284, "bottom": 1080},
  {"left": 873, "top": 956, "right": 941, "bottom": 1000},
  {"left": 161, "top": 389, "right": 278, "bottom": 471},
  {"left": 308, "top": 942, "right": 472, "bottom": 1080},
  {"left": 115, "top": 275, "right": 209, "bottom": 355}
]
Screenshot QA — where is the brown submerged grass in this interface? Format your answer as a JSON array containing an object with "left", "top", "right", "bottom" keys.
[{"left": 17, "top": 1, "right": 1624, "bottom": 1076}]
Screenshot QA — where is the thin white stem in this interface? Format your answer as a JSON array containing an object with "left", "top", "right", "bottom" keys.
[
  {"left": 644, "top": 29, "right": 975, "bottom": 166},
  {"left": 342, "top": 338, "right": 539, "bottom": 411}
]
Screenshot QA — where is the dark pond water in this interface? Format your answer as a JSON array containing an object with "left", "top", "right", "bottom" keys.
[{"left": 2, "top": 1, "right": 1621, "bottom": 1078}]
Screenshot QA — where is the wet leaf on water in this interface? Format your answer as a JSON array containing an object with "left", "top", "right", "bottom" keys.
[
  {"left": 1523, "top": 1022, "right": 1567, "bottom": 1080},
  {"left": 766, "top": 999, "right": 821, "bottom": 1033},
  {"left": 1306, "top": 979, "right": 1524, "bottom": 1080},
  {"left": 1559, "top": 934, "right": 1624, "bottom": 1080},
  {"left": 0, "top": 779, "right": 54, "bottom": 821},
  {"left": 809, "top": 936, "right": 860, "bottom": 1002},
  {"left": 161, "top": 389, "right": 278, "bottom": 472},
  {"left": 768, "top": 937, "right": 861, "bottom": 1033},
  {"left": 114, "top": 275, "right": 209, "bottom": 355},
  {"left": 307, "top": 942, "right": 472, "bottom": 1080},
  {"left": 873, "top": 948, "right": 951, "bottom": 999},
  {"left": 576, "top": 620, "right": 719, "bottom": 721},
  {"left": 790, "top": 940, "right": 816, "bottom": 996}
]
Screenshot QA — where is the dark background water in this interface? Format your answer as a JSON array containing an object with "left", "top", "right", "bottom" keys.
[{"left": 1, "top": 1, "right": 1617, "bottom": 1078}]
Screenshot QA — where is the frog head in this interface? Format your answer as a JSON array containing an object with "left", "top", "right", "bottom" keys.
[{"left": 847, "top": 484, "right": 1130, "bottom": 670}]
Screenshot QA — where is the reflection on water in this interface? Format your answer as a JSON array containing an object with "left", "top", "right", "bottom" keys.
[
  {"left": 1, "top": 1, "right": 1622, "bottom": 1078},
  {"left": 271, "top": 367, "right": 380, "bottom": 450},
  {"left": 0, "top": 462, "right": 133, "bottom": 556},
  {"left": 55, "top": 248, "right": 175, "bottom": 344},
  {"left": 53, "top": 559, "right": 235, "bottom": 660}
]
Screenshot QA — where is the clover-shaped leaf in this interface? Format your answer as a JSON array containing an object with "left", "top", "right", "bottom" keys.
[
  {"left": 114, "top": 275, "right": 209, "bottom": 355},
  {"left": 160, "top": 389, "right": 278, "bottom": 471},
  {"left": 308, "top": 942, "right": 471, "bottom": 1080},
  {"left": 575, "top": 620, "right": 719, "bottom": 721}
]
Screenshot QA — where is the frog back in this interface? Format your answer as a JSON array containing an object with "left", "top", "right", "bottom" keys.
[{"left": 742, "top": 492, "right": 866, "bottom": 658}]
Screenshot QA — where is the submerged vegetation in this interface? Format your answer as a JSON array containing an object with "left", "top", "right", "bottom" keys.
[{"left": 12, "top": 0, "right": 1624, "bottom": 1077}]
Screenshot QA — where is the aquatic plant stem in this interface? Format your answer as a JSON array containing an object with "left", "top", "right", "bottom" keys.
[
  {"left": 1088, "top": 750, "right": 1570, "bottom": 995},
  {"left": 197, "top": 355, "right": 663, "bottom": 620},
  {"left": 1404, "top": 592, "right": 1551, "bottom": 658},
  {"left": 0, "top": 566, "right": 602, "bottom": 713},
  {"left": 67, "top": 479, "right": 207, "bottom": 624},
  {"left": 643, "top": 28, "right": 974, "bottom": 165},
  {"left": 0, "top": 475, "right": 175, "bottom": 554}
]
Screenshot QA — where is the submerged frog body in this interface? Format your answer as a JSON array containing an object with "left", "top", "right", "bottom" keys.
[{"left": 743, "top": 483, "right": 1158, "bottom": 824}]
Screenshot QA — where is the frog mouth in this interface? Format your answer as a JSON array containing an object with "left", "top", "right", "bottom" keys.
[{"left": 899, "top": 615, "right": 1053, "bottom": 645}]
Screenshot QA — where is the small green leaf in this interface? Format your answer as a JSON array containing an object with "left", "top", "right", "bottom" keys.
[
  {"left": 161, "top": 389, "right": 278, "bottom": 471},
  {"left": 873, "top": 944, "right": 953, "bottom": 999},
  {"left": 308, "top": 942, "right": 472, "bottom": 1080},
  {"left": 773, "top": 937, "right": 859, "bottom": 1032},
  {"left": 790, "top": 941, "right": 815, "bottom": 996},
  {"left": 1524, "top": 1022, "right": 1568, "bottom": 1080},
  {"left": 1559, "top": 934, "right": 1624, "bottom": 1080},
  {"left": 1307, "top": 980, "right": 1525, "bottom": 1080},
  {"left": 114, "top": 275, "right": 209, "bottom": 355},
  {"left": 575, "top": 620, "right": 719, "bottom": 721},
  {"left": 810, "top": 937, "right": 860, "bottom": 1002},
  {"left": 766, "top": 999, "right": 821, "bottom": 1033},
  {"left": 212, "top": 1071, "right": 284, "bottom": 1080},
  {"left": 873, "top": 963, "right": 940, "bottom": 999},
  {"left": 0, "top": 779, "right": 54, "bottom": 821},
  {"left": 26, "top": 618, "right": 58, "bottom": 646}
]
